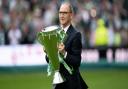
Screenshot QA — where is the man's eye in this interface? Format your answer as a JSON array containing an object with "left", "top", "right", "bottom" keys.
[{"left": 59, "top": 12, "right": 70, "bottom": 14}]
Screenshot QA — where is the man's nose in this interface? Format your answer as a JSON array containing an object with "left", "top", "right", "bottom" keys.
[{"left": 60, "top": 13, "right": 65, "bottom": 16}]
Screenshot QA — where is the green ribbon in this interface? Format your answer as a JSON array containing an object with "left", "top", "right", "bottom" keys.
[
  {"left": 57, "top": 29, "right": 73, "bottom": 75},
  {"left": 47, "top": 61, "right": 53, "bottom": 76},
  {"left": 58, "top": 53, "right": 73, "bottom": 75},
  {"left": 57, "top": 30, "right": 67, "bottom": 43}
]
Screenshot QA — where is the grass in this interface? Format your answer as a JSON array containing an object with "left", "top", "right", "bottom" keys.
[
  {"left": 0, "top": 68, "right": 128, "bottom": 89},
  {"left": 81, "top": 69, "right": 128, "bottom": 89}
]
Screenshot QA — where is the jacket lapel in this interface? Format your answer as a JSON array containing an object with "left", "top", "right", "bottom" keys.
[
  {"left": 64, "top": 25, "right": 71, "bottom": 43},
  {"left": 64, "top": 25, "right": 74, "bottom": 50}
]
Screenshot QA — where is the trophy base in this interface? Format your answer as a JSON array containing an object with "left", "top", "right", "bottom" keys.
[{"left": 53, "top": 70, "right": 65, "bottom": 84}]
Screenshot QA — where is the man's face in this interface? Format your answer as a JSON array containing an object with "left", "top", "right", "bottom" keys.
[{"left": 59, "top": 4, "right": 72, "bottom": 27}]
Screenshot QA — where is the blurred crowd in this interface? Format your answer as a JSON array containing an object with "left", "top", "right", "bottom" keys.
[{"left": 0, "top": 0, "right": 127, "bottom": 48}]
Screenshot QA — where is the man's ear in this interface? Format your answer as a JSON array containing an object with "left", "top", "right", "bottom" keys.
[{"left": 70, "top": 13, "right": 74, "bottom": 20}]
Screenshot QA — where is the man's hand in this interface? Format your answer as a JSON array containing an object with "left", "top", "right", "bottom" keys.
[
  {"left": 43, "top": 46, "right": 47, "bottom": 53},
  {"left": 58, "top": 43, "right": 66, "bottom": 55}
]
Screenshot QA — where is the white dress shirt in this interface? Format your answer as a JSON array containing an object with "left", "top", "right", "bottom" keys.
[{"left": 63, "top": 25, "right": 70, "bottom": 33}]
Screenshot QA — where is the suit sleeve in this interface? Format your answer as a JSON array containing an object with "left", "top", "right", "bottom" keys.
[
  {"left": 65, "top": 32, "right": 82, "bottom": 68},
  {"left": 45, "top": 55, "right": 49, "bottom": 63}
]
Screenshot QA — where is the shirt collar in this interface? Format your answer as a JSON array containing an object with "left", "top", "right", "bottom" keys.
[{"left": 61, "top": 25, "right": 70, "bottom": 33}]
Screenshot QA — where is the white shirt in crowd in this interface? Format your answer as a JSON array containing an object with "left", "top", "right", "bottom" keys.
[{"left": 8, "top": 28, "right": 22, "bottom": 45}]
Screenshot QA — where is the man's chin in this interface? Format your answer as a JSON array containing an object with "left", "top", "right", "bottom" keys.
[
  {"left": 60, "top": 22, "right": 65, "bottom": 25},
  {"left": 61, "top": 24, "right": 66, "bottom": 27},
  {"left": 60, "top": 23, "right": 65, "bottom": 26}
]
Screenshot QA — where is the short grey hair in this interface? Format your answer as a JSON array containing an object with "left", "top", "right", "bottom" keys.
[{"left": 60, "top": 1, "right": 74, "bottom": 13}]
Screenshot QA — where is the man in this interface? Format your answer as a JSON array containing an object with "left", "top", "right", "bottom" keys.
[{"left": 46, "top": 2, "right": 88, "bottom": 89}]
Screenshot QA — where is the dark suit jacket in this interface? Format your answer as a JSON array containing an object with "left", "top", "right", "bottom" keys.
[{"left": 46, "top": 25, "right": 88, "bottom": 89}]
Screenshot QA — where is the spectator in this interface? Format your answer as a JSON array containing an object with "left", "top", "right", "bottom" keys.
[
  {"left": 0, "top": 21, "right": 5, "bottom": 45},
  {"left": 94, "top": 18, "right": 109, "bottom": 60},
  {"left": 8, "top": 22, "right": 22, "bottom": 45},
  {"left": 20, "top": 23, "right": 35, "bottom": 44}
]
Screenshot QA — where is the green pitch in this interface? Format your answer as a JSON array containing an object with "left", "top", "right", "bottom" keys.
[{"left": 0, "top": 68, "right": 128, "bottom": 89}]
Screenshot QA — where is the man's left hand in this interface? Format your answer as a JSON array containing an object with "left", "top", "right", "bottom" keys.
[{"left": 58, "top": 43, "right": 66, "bottom": 55}]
